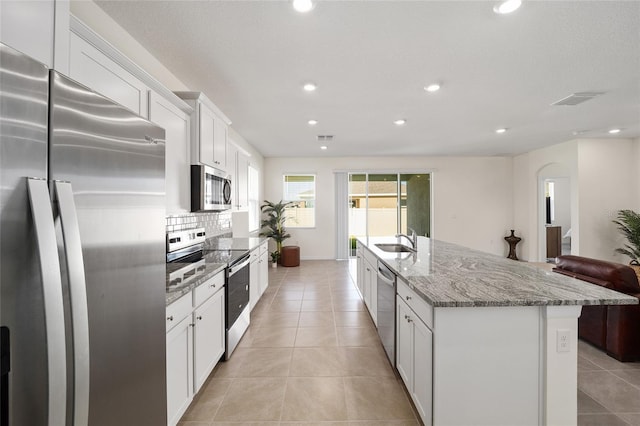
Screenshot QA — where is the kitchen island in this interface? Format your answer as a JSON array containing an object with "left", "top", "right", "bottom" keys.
[{"left": 357, "top": 236, "right": 637, "bottom": 426}]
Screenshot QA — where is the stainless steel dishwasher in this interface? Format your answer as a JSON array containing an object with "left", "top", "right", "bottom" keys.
[{"left": 377, "top": 261, "right": 397, "bottom": 366}]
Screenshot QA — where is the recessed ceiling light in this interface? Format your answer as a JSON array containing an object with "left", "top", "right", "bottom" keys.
[
  {"left": 303, "top": 83, "right": 317, "bottom": 92},
  {"left": 320, "top": 145, "right": 328, "bottom": 150},
  {"left": 293, "top": 0, "right": 314, "bottom": 13},
  {"left": 308, "top": 119, "right": 318, "bottom": 125},
  {"left": 424, "top": 83, "right": 441, "bottom": 93},
  {"left": 608, "top": 128, "right": 621, "bottom": 134},
  {"left": 495, "top": 128, "right": 508, "bottom": 134},
  {"left": 394, "top": 119, "right": 407, "bottom": 126},
  {"left": 493, "top": 0, "right": 522, "bottom": 14}
]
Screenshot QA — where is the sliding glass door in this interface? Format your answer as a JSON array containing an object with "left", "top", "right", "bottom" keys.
[{"left": 347, "top": 172, "right": 430, "bottom": 257}]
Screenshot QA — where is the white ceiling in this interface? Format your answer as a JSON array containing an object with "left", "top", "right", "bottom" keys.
[{"left": 95, "top": 0, "right": 640, "bottom": 158}]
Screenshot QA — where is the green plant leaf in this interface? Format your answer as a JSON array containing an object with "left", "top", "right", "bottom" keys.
[{"left": 613, "top": 209, "right": 640, "bottom": 264}]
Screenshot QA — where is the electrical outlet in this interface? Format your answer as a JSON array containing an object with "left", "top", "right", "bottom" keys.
[{"left": 556, "top": 329, "right": 571, "bottom": 353}]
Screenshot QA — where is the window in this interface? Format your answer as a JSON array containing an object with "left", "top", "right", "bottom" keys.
[
  {"left": 283, "top": 174, "right": 316, "bottom": 228},
  {"left": 248, "top": 165, "right": 260, "bottom": 231}
]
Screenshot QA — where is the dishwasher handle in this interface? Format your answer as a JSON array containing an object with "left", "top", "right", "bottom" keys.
[{"left": 377, "top": 265, "right": 396, "bottom": 286}]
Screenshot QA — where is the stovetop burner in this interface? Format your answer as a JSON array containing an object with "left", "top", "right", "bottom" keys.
[{"left": 166, "top": 228, "right": 250, "bottom": 289}]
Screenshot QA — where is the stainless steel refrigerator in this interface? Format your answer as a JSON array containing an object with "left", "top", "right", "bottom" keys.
[{"left": 0, "top": 42, "right": 167, "bottom": 425}]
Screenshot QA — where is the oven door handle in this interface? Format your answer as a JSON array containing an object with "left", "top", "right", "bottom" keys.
[{"left": 229, "top": 255, "right": 251, "bottom": 277}]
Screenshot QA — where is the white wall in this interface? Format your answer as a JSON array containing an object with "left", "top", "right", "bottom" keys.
[
  {"left": 513, "top": 138, "right": 638, "bottom": 263},
  {"left": 577, "top": 139, "right": 637, "bottom": 262},
  {"left": 264, "top": 156, "right": 513, "bottom": 260},
  {"left": 635, "top": 138, "right": 640, "bottom": 212},
  {"left": 513, "top": 141, "right": 578, "bottom": 261}
]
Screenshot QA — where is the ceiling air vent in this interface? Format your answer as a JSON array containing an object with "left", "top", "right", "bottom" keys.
[
  {"left": 317, "top": 135, "right": 334, "bottom": 142},
  {"left": 551, "top": 92, "right": 605, "bottom": 106}
]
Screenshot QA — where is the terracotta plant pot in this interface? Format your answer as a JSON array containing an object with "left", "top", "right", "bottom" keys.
[{"left": 631, "top": 264, "right": 640, "bottom": 283}]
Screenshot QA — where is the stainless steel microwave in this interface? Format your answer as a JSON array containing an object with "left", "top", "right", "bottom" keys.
[{"left": 191, "top": 164, "right": 232, "bottom": 212}]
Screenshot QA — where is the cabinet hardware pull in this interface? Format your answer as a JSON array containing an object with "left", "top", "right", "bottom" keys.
[
  {"left": 167, "top": 316, "right": 174, "bottom": 321},
  {"left": 197, "top": 316, "right": 203, "bottom": 320},
  {"left": 210, "top": 284, "right": 216, "bottom": 288},
  {"left": 404, "top": 314, "right": 409, "bottom": 320},
  {"left": 189, "top": 323, "right": 195, "bottom": 327},
  {"left": 406, "top": 295, "right": 412, "bottom": 301},
  {"left": 407, "top": 318, "right": 413, "bottom": 323}
]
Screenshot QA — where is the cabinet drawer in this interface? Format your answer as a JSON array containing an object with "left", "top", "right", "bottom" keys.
[
  {"left": 260, "top": 241, "right": 268, "bottom": 255},
  {"left": 363, "top": 246, "right": 377, "bottom": 267},
  {"left": 194, "top": 271, "right": 225, "bottom": 308},
  {"left": 167, "top": 292, "right": 192, "bottom": 332},
  {"left": 251, "top": 249, "right": 259, "bottom": 262},
  {"left": 397, "top": 279, "right": 433, "bottom": 330}
]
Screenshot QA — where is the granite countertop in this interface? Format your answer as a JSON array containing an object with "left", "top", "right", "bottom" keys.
[
  {"left": 165, "top": 236, "right": 269, "bottom": 306},
  {"left": 204, "top": 236, "right": 268, "bottom": 251},
  {"left": 358, "top": 236, "right": 639, "bottom": 308}
]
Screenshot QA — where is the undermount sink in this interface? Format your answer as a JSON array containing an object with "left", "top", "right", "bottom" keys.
[{"left": 375, "top": 243, "right": 416, "bottom": 253}]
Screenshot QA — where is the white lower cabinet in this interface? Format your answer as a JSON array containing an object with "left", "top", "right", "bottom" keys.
[
  {"left": 396, "top": 293, "right": 433, "bottom": 426},
  {"left": 259, "top": 242, "right": 269, "bottom": 297},
  {"left": 166, "top": 315, "right": 193, "bottom": 426},
  {"left": 193, "top": 287, "right": 225, "bottom": 392},
  {"left": 166, "top": 271, "right": 226, "bottom": 426},
  {"left": 362, "top": 251, "right": 377, "bottom": 325},
  {"left": 249, "top": 250, "right": 259, "bottom": 310},
  {"left": 250, "top": 241, "right": 270, "bottom": 311}
]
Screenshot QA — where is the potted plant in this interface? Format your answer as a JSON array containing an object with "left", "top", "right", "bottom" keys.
[
  {"left": 613, "top": 209, "right": 640, "bottom": 279},
  {"left": 260, "top": 200, "right": 295, "bottom": 262},
  {"left": 270, "top": 251, "right": 280, "bottom": 268}
]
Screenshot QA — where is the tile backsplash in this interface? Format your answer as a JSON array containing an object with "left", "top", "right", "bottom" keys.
[{"left": 165, "top": 211, "right": 232, "bottom": 237}]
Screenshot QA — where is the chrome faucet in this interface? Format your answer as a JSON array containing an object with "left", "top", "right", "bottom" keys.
[{"left": 395, "top": 228, "right": 417, "bottom": 249}]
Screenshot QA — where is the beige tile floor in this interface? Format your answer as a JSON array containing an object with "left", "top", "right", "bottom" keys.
[
  {"left": 179, "top": 260, "right": 420, "bottom": 426},
  {"left": 178, "top": 259, "right": 640, "bottom": 426},
  {"left": 578, "top": 340, "right": 640, "bottom": 426}
]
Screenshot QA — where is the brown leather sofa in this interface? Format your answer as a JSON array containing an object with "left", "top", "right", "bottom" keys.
[{"left": 553, "top": 255, "right": 640, "bottom": 361}]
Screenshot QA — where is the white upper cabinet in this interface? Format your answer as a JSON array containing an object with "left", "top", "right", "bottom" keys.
[
  {"left": 228, "top": 140, "right": 250, "bottom": 211},
  {"left": 69, "top": 32, "right": 149, "bottom": 117},
  {"left": 236, "top": 150, "right": 249, "bottom": 211},
  {"left": 149, "top": 91, "right": 191, "bottom": 214},
  {"left": 2, "top": 0, "right": 52, "bottom": 67},
  {"left": 175, "top": 92, "right": 231, "bottom": 173}
]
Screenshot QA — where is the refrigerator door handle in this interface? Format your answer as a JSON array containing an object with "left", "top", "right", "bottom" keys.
[
  {"left": 26, "top": 178, "right": 67, "bottom": 426},
  {"left": 54, "top": 180, "right": 90, "bottom": 426}
]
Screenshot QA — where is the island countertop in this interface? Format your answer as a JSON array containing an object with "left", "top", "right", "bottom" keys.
[{"left": 358, "top": 236, "right": 639, "bottom": 308}]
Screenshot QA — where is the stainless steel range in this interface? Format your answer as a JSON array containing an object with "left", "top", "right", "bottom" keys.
[{"left": 166, "top": 228, "right": 250, "bottom": 360}]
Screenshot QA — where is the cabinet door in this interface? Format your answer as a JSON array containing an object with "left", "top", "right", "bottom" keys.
[
  {"left": 249, "top": 257, "right": 259, "bottom": 310},
  {"left": 1, "top": 0, "right": 55, "bottom": 68},
  {"left": 413, "top": 317, "right": 433, "bottom": 425},
  {"left": 193, "top": 288, "right": 225, "bottom": 392},
  {"left": 236, "top": 151, "right": 249, "bottom": 211},
  {"left": 68, "top": 32, "right": 149, "bottom": 117},
  {"left": 356, "top": 247, "right": 364, "bottom": 296},
  {"left": 396, "top": 296, "right": 413, "bottom": 390},
  {"left": 259, "top": 249, "right": 269, "bottom": 297},
  {"left": 149, "top": 91, "right": 190, "bottom": 214},
  {"left": 166, "top": 316, "right": 193, "bottom": 426},
  {"left": 213, "top": 118, "right": 227, "bottom": 170},
  {"left": 369, "top": 265, "right": 377, "bottom": 325},
  {"left": 198, "top": 103, "right": 216, "bottom": 168}
]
